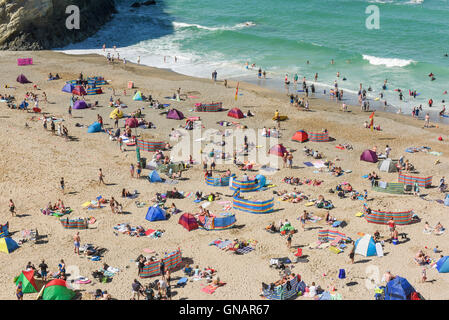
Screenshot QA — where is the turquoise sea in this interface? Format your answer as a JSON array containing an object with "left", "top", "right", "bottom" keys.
[{"left": 62, "top": 0, "right": 449, "bottom": 115}]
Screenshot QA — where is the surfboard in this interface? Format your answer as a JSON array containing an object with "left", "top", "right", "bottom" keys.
[{"left": 376, "top": 243, "right": 384, "bottom": 257}]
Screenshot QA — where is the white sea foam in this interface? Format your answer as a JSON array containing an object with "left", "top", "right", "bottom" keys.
[
  {"left": 172, "top": 21, "right": 255, "bottom": 31},
  {"left": 362, "top": 55, "right": 415, "bottom": 67}
]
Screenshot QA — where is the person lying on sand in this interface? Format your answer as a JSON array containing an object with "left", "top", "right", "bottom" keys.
[{"left": 122, "top": 189, "right": 131, "bottom": 198}]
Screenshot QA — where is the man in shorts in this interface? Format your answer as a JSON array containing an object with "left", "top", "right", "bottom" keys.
[
  {"left": 39, "top": 260, "right": 49, "bottom": 282},
  {"left": 74, "top": 232, "right": 81, "bottom": 255},
  {"left": 98, "top": 168, "right": 105, "bottom": 185},
  {"left": 9, "top": 199, "right": 15, "bottom": 216},
  {"left": 60, "top": 177, "right": 65, "bottom": 194},
  {"left": 131, "top": 279, "right": 143, "bottom": 300}
]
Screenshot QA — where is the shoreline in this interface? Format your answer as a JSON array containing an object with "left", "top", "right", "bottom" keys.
[
  {"left": 60, "top": 49, "right": 449, "bottom": 126},
  {"left": 1, "top": 50, "right": 449, "bottom": 300}
]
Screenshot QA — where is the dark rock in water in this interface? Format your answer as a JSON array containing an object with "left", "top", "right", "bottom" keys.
[
  {"left": 0, "top": 0, "right": 116, "bottom": 50},
  {"left": 131, "top": 2, "right": 141, "bottom": 7},
  {"left": 142, "top": 0, "right": 156, "bottom": 5}
]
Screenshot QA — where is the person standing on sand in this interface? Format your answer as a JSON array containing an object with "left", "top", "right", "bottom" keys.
[
  {"left": 16, "top": 281, "right": 23, "bottom": 300},
  {"left": 385, "top": 145, "right": 391, "bottom": 158},
  {"left": 119, "top": 137, "right": 123, "bottom": 152},
  {"left": 98, "top": 168, "right": 105, "bottom": 185},
  {"left": 349, "top": 243, "right": 355, "bottom": 264},
  {"left": 424, "top": 113, "right": 430, "bottom": 128},
  {"left": 68, "top": 105, "right": 72, "bottom": 117},
  {"left": 130, "top": 163, "right": 135, "bottom": 178},
  {"left": 97, "top": 114, "right": 104, "bottom": 129},
  {"left": 286, "top": 232, "right": 292, "bottom": 249},
  {"left": 287, "top": 153, "right": 293, "bottom": 168},
  {"left": 74, "top": 232, "right": 81, "bottom": 255},
  {"left": 39, "top": 260, "right": 48, "bottom": 282},
  {"left": 137, "top": 56, "right": 140, "bottom": 64},
  {"left": 136, "top": 163, "right": 142, "bottom": 179},
  {"left": 9, "top": 199, "right": 15, "bottom": 216},
  {"left": 60, "top": 177, "right": 65, "bottom": 194}
]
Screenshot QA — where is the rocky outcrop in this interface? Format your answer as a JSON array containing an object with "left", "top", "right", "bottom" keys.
[
  {"left": 131, "top": 1, "right": 156, "bottom": 8},
  {"left": 0, "top": 0, "right": 116, "bottom": 50}
]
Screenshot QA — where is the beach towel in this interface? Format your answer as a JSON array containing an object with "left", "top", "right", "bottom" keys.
[
  {"left": 303, "top": 162, "right": 314, "bottom": 167},
  {"left": 201, "top": 285, "right": 217, "bottom": 294},
  {"left": 216, "top": 240, "right": 232, "bottom": 249},
  {"left": 329, "top": 246, "right": 342, "bottom": 254},
  {"left": 236, "top": 246, "right": 254, "bottom": 255}
]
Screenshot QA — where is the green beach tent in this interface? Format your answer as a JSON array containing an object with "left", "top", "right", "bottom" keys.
[
  {"left": 133, "top": 91, "right": 143, "bottom": 101},
  {"left": 42, "top": 279, "right": 75, "bottom": 300},
  {"left": 15, "top": 270, "right": 38, "bottom": 293}
]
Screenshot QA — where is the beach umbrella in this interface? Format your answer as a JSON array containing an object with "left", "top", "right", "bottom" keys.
[
  {"left": 15, "top": 270, "right": 38, "bottom": 293},
  {"left": 42, "top": 279, "right": 75, "bottom": 300},
  {"left": 0, "top": 237, "right": 19, "bottom": 253}
]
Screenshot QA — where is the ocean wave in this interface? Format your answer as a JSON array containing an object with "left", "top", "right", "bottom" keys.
[
  {"left": 172, "top": 21, "right": 256, "bottom": 31},
  {"left": 362, "top": 54, "right": 416, "bottom": 67}
]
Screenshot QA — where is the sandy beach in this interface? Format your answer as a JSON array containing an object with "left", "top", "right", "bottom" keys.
[{"left": 1, "top": 50, "right": 448, "bottom": 300}]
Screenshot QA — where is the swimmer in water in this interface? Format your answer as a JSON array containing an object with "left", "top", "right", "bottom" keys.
[
  {"left": 440, "top": 105, "right": 446, "bottom": 117},
  {"left": 331, "top": 59, "right": 334, "bottom": 65}
]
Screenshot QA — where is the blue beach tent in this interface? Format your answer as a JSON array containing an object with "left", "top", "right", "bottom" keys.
[
  {"left": 436, "top": 256, "right": 449, "bottom": 273},
  {"left": 87, "top": 122, "right": 102, "bottom": 133},
  {"left": 148, "top": 170, "right": 162, "bottom": 183},
  {"left": 145, "top": 205, "right": 166, "bottom": 222},
  {"left": 384, "top": 277, "right": 415, "bottom": 300}
]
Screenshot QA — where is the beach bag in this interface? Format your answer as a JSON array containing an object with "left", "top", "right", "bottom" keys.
[{"left": 338, "top": 269, "right": 346, "bottom": 279}]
